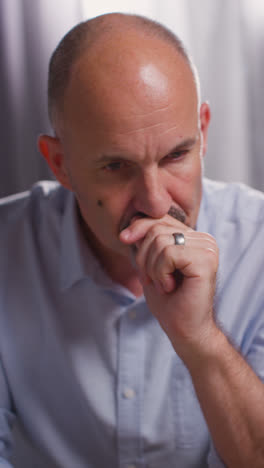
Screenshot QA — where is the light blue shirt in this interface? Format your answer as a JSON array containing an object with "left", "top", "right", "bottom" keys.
[{"left": 0, "top": 178, "right": 264, "bottom": 468}]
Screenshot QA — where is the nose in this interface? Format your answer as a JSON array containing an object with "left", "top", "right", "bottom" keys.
[{"left": 132, "top": 168, "right": 171, "bottom": 219}]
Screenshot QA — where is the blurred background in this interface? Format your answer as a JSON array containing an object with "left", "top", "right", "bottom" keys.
[
  {"left": 1, "top": 0, "right": 264, "bottom": 197},
  {"left": 1, "top": 2, "right": 264, "bottom": 465}
]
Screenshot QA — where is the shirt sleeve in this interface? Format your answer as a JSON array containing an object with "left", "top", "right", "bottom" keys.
[
  {"left": 206, "top": 308, "right": 264, "bottom": 468},
  {"left": 0, "top": 356, "right": 15, "bottom": 467},
  {"left": 207, "top": 442, "right": 227, "bottom": 467},
  {"left": 245, "top": 319, "right": 264, "bottom": 383}
]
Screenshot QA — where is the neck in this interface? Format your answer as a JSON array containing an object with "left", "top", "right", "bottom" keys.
[
  {"left": 98, "top": 248, "right": 144, "bottom": 297},
  {"left": 79, "top": 215, "right": 144, "bottom": 297},
  {"left": 106, "top": 258, "right": 144, "bottom": 297}
]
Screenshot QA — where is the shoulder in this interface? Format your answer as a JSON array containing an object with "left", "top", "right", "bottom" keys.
[
  {"left": 0, "top": 181, "right": 68, "bottom": 226},
  {"left": 199, "top": 179, "right": 264, "bottom": 287},
  {"left": 201, "top": 178, "right": 264, "bottom": 228},
  {"left": 0, "top": 181, "right": 72, "bottom": 256},
  {"left": 202, "top": 181, "right": 264, "bottom": 356}
]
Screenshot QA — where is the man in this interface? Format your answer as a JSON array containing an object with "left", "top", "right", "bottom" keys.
[{"left": 1, "top": 12, "right": 264, "bottom": 468}]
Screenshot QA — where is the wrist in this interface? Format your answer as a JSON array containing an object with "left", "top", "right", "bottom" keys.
[{"left": 172, "top": 320, "right": 227, "bottom": 373}]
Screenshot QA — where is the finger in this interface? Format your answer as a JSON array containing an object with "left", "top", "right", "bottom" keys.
[
  {"left": 119, "top": 215, "right": 189, "bottom": 245},
  {"left": 136, "top": 229, "right": 212, "bottom": 285},
  {"left": 153, "top": 242, "right": 218, "bottom": 288},
  {"left": 184, "top": 231, "right": 217, "bottom": 247},
  {"left": 148, "top": 235, "right": 218, "bottom": 292},
  {"left": 142, "top": 232, "right": 177, "bottom": 283},
  {"left": 140, "top": 231, "right": 212, "bottom": 281},
  {"left": 135, "top": 225, "right": 185, "bottom": 270},
  {"left": 147, "top": 243, "right": 187, "bottom": 292}
]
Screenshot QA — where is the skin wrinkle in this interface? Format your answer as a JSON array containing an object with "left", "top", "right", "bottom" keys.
[
  {"left": 38, "top": 18, "right": 264, "bottom": 467},
  {"left": 114, "top": 91, "right": 189, "bottom": 120},
  {"left": 97, "top": 95, "right": 197, "bottom": 138},
  {"left": 119, "top": 204, "right": 187, "bottom": 233},
  {"left": 95, "top": 135, "right": 198, "bottom": 166},
  {"left": 98, "top": 121, "right": 185, "bottom": 139},
  {"left": 39, "top": 16, "right": 210, "bottom": 290}
]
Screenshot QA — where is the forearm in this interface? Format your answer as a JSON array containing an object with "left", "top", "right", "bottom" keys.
[
  {"left": 178, "top": 326, "right": 264, "bottom": 468},
  {"left": 123, "top": 214, "right": 264, "bottom": 465}
]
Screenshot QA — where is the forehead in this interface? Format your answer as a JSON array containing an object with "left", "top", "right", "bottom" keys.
[{"left": 61, "top": 32, "right": 198, "bottom": 149}]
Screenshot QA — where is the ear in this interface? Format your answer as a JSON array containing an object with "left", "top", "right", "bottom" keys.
[
  {"left": 38, "top": 135, "right": 73, "bottom": 191},
  {"left": 199, "top": 102, "right": 211, "bottom": 157}
]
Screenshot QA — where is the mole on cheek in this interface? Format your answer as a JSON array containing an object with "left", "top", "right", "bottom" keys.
[{"left": 97, "top": 200, "right": 103, "bottom": 207}]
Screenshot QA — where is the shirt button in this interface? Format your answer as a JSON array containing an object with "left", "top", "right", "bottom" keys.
[{"left": 123, "top": 387, "right": 136, "bottom": 399}]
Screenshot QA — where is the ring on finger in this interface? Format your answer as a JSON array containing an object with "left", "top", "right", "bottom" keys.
[{"left": 173, "top": 232, "right": 185, "bottom": 246}]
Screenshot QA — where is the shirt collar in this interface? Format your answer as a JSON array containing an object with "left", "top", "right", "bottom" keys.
[
  {"left": 60, "top": 192, "right": 120, "bottom": 290},
  {"left": 59, "top": 192, "right": 140, "bottom": 303},
  {"left": 59, "top": 192, "right": 100, "bottom": 290}
]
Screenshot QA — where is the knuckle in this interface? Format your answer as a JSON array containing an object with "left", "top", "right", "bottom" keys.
[
  {"left": 203, "top": 248, "right": 219, "bottom": 271},
  {"left": 164, "top": 243, "right": 175, "bottom": 258},
  {"left": 205, "top": 232, "right": 216, "bottom": 242},
  {"left": 205, "top": 239, "right": 218, "bottom": 252},
  {"left": 154, "top": 245, "right": 173, "bottom": 276},
  {"left": 153, "top": 235, "right": 166, "bottom": 251},
  {"left": 160, "top": 245, "right": 176, "bottom": 267},
  {"left": 147, "top": 223, "right": 163, "bottom": 239}
]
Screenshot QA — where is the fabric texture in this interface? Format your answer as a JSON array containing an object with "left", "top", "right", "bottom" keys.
[{"left": 0, "top": 178, "right": 264, "bottom": 467}]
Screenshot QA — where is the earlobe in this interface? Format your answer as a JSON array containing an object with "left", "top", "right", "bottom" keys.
[
  {"left": 37, "top": 135, "right": 73, "bottom": 190},
  {"left": 200, "top": 102, "right": 211, "bottom": 157}
]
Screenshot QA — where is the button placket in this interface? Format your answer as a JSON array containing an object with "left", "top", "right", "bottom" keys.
[{"left": 117, "top": 308, "right": 144, "bottom": 468}]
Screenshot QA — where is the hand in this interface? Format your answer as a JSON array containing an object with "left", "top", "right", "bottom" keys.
[{"left": 120, "top": 215, "right": 219, "bottom": 357}]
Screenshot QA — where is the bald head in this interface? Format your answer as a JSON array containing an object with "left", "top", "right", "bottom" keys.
[{"left": 48, "top": 12, "right": 199, "bottom": 132}]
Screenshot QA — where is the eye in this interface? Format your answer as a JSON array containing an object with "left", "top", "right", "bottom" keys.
[
  {"left": 103, "top": 160, "right": 128, "bottom": 172},
  {"left": 165, "top": 149, "right": 189, "bottom": 161}
]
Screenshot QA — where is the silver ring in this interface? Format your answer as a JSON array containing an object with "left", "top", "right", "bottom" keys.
[{"left": 173, "top": 232, "right": 185, "bottom": 246}]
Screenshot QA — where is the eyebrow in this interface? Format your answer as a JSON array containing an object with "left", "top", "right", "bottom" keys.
[{"left": 96, "top": 135, "right": 199, "bottom": 163}]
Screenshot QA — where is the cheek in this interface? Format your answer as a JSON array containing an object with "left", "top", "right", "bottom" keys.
[
  {"left": 66, "top": 168, "right": 131, "bottom": 240},
  {"left": 186, "top": 165, "right": 203, "bottom": 213},
  {"left": 78, "top": 189, "right": 129, "bottom": 236},
  {"left": 168, "top": 159, "right": 202, "bottom": 225},
  {"left": 171, "top": 161, "right": 201, "bottom": 201}
]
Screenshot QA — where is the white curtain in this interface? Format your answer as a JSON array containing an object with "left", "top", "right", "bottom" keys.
[
  {"left": 0, "top": 0, "right": 83, "bottom": 197},
  {"left": 1, "top": 0, "right": 264, "bottom": 197}
]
